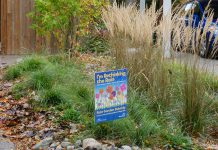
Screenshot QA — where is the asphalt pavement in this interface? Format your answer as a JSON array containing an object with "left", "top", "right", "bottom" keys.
[{"left": 174, "top": 52, "right": 218, "bottom": 75}]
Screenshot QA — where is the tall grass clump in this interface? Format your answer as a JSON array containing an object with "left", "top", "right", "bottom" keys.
[
  {"left": 171, "top": 3, "right": 218, "bottom": 133},
  {"left": 103, "top": 1, "right": 217, "bottom": 137},
  {"left": 180, "top": 64, "right": 206, "bottom": 133},
  {"left": 3, "top": 56, "right": 46, "bottom": 80},
  {"left": 28, "top": 69, "right": 54, "bottom": 90},
  {"left": 102, "top": 2, "right": 172, "bottom": 109}
]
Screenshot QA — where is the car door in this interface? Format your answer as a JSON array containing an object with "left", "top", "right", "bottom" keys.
[{"left": 180, "top": 1, "right": 203, "bottom": 28}]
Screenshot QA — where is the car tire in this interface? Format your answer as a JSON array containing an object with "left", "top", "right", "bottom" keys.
[{"left": 199, "top": 37, "right": 209, "bottom": 58}]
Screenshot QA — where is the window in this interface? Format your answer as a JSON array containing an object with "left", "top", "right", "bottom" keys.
[{"left": 181, "top": 2, "right": 203, "bottom": 18}]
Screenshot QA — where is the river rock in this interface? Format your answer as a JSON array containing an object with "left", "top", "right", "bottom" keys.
[
  {"left": 56, "top": 145, "right": 62, "bottom": 150},
  {"left": 32, "top": 137, "right": 53, "bottom": 150},
  {"left": 75, "top": 140, "right": 82, "bottom": 148},
  {"left": 83, "top": 138, "right": 102, "bottom": 150},
  {"left": 75, "top": 148, "right": 84, "bottom": 150},
  {"left": 121, "top": 145, "right": 132, "bottom": 150},
  {"left": 67, "top": 145, "right": 75, "bottom": 150},
  {"left": 3, "top": 83, "right": 13, "bottom": 88},
  {"left": 23, "top": 103, "right": 30, "bottom": 109},
  {"left": 61, "top": 141, "right": 71, "bottom": 148},
  {"left": 132, "top": 146, "right": 141, "bottom": 150},
  {"left": 50, "top": 142, "right": 58, "bottom": 148},
  {"left": 0, "top": 136, "right": 15, "bottom": 150}
]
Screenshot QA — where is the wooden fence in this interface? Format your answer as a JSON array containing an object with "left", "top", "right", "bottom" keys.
[{"left": 0, "top": 0, "right": 47, "bottom": 55}]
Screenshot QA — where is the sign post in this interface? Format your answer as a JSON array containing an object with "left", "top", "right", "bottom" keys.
[
  {"left": 94, "top": 69, "right": 127, "bottom": 123},
  {"left": 163, "top": 0, "right": 172, "bottom": 58}
]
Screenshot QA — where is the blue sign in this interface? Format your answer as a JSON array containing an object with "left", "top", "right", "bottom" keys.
[{"left": 94, "top": 69, "right": 127, "bottom": 123}]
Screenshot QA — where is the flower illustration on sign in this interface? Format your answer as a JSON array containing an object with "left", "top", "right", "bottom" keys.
[
  {"left": 99, "top": 89, "right": 104, "bottom": 94},
  {"left": 95, "top": 93, "right": 100, "bottom": 99},
  {"left": 112, "top": 91, "right": 116, "bottom": 97},
  {"left": 109, "top": 94, "right": 114, "bottom": 100},
  {"left": 106, "top": 85, "right": 113, "bottom": 93},
  {"left": 120, "top": 83, "right": 126, "bottom": 92}
]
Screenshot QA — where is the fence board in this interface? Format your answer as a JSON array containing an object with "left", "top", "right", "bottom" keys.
[{"left": 0, "top": 0, "right": 49, "bottom": 54}]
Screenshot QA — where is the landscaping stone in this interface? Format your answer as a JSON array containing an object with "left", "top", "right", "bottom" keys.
[
  {"left": 56, "top": 145, "right": 62, "bottom": 150},
  {"left": 50, "top": 142, "right": 58, "bottom": 148},
  {"left": 75, "top": 148, "right": 84, "bottom": 150},
  {"left": 121, "top": 145, "right": 132, "bottom": 150},
  {"left": 132, "top": 146, "right": 141, "bottom": 150},
  {"left": 70, "top": 123, "right": 78, "bottom": 134},
  {"left": 61, "top": 141, "right": 72, "bottom": 148},
  {"left": 0, "top": 136, "right": 15, "bottom": 150},
  {"left": 32, "top": 137, "right": 53, "bottom": 150},
  {"left": 3, "top": 83, "right": 13, "bottom": 88},
  {"left": 75, "top": 140, "right": 82, "bottom": 148},
  {"left": 83, "top": 138, "right": 102, "bottom": 150},
  {"left": 21, "top": 130, "right": 35, "bottom": 138},
  {"left": 67, "top": 145, "right": 75, "bottom": 150},
  {"left": 23, "top": 103, "right": 30, "bottom": 109},
  {"left": 102, "top": 144, "right": 108, "bottom": 150},
  {"left": 64, "top": 138, "right": 70, "bottom": 142},
  {"left": 7, "top": 95, "right": 12, "bottom": 100},
  {"left": 109, "top": 146, "right": 118, "bottom": 150}
]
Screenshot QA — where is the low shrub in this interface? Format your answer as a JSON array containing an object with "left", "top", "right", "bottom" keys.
[
  {"left": 3, "top": 67, "right": 22, "bottom": 81},
  {"left": 47, "top": 55, "right": 66, "bottom": 64},
  {"left": 41, "top": 88, "right": 66, "bottom": 106},
  {"left": 20, "top": 57, "right": 44, "bottom": 71},
  {"left": 77, "top": 86, "right": 90, "bottom": 99},
  {"left": 60, "top": 108, "right": 81, "bottom": 123},
  {"left": 11, "top": 82, "right": 28, "bottom": 100},
  {"left": 28, "top": 69, "right": 54, "bottom": 90},
  {"left": 92, "top": 117, "right": 136, "bottom": 144},
  {"left": 3, "top": 56, "right": 45, "bottom": 81},
  {"left": 79, "top": 33, "right": 109, "bottom": 53}
]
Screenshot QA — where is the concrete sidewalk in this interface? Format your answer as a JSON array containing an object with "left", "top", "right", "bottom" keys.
[{"left": 0, "top": 55, "right": 23, "bottom": 68}]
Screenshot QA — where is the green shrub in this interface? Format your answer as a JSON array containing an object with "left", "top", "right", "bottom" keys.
[
  {"left": 47, "top": 55, "right": 65, "bottom": 64},
  {"left": 77, "top": 86, "right": 90, "bottom": 99},
  {"left": 60, "top": 108, "right": 81, "bottom": 123},
  {"left": 11, "top": 83, "right": 28, "bottom": 100},
  {"left": 92, "top": 117, "right": 136, "bottom": 144},
  {"left": 4, "top": 67, "right": 22, "bottom": 81},
  {"left": 161, "top": 127, "right": 193, "bottom": 149},
  {"left": 28, "top": 70, "right": 54, "bottom": 90},
  {"left": 3, "top": 56, "right": 45, "bottom": 81},
  {"left": 80, "top": 34, "right": 109, "bottom": 53},
  {"left": 20, "top": 57, "right": 44, "bottom": 71},
  {"left": 41, "top": 88, "right": 66, "bottom": 106}
]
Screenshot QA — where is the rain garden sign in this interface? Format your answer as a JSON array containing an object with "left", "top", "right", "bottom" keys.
[{"left": 94, "top": 69, "right": 127, "bottom": 123}]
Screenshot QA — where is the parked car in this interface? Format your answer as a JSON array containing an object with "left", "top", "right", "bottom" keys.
[{"left": 179, "top": 0, "right": 218, "bottom": 58}]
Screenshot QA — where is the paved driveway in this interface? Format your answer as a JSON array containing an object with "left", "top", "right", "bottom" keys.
[{"left": 174, "top": 52, "right": 218, "bottom": 76}]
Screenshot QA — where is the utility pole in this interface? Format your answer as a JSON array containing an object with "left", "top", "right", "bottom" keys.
[
  {"left": 162, "top": 0, "right": 172, "bottom": 58},
  {"left": 140, "top": 0, "right": 146, "bottom": 13}
]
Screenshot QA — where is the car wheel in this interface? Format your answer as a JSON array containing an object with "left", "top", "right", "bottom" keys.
[{"left": 199, "top": 37, "right": 209, "bottom": 58}]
